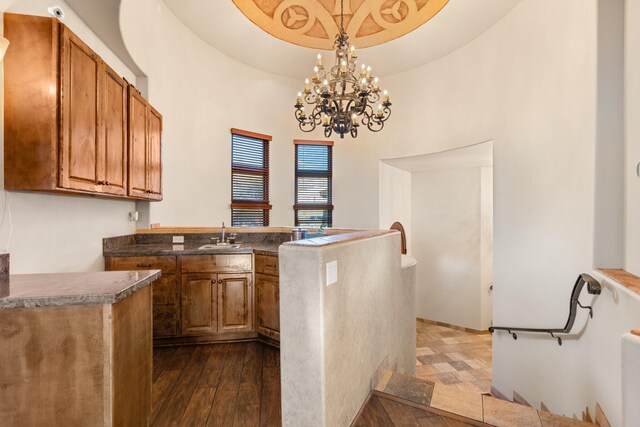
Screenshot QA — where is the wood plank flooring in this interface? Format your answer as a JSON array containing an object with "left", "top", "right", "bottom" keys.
[{"left": 151, "top": 342, "right": 281, "bottom": 427}]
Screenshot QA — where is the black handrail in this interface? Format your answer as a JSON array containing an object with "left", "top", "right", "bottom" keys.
[{"left": 488, "top": 273, "right": 601, "bottom": 345}]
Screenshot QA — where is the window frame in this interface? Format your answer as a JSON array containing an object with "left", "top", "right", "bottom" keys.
[
  {"left": 230, "top": 128, "right": 272, "bottom": 227},
  {"left": 294, "top": 139, "right": 334, "bottom": 228}
]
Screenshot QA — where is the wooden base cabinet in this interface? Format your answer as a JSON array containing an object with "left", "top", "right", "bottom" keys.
[
  {"left": 255, "top": 255, "right": 280, "bottom": 341},
  {"left": 105, "top": 256, "right": 179, "bottom": 338},
  {"left": 218, "top": 274, "right": 253, "bottom": 334},
  {"left": 0, "top": 285, "right": 152, "bottom": 426},
  {"left": 106, "top": 254, "right": 255, "bottom": 344},
  {"left": 182, "top": 273, "right": 253, "bottom": 336}
]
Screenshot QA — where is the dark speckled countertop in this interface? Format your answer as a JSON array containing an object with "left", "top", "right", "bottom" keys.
[
  {"left": 103, "top": 242, "right": 281, "bottom": 257},
  {"left": 0, "top": 270, "right": 161, "bottom": 309},
  {"left": 103, "top": 232, "right": 288, "bottom": 258}
]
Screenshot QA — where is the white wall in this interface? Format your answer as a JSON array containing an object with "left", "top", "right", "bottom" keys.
[
  {"left": 624, "top": 0, "right": 640, "bottom": 276},
  {"left": 366, "top": 0, "right": 626, "bottom": 421},
  {"left": 118, "top": 0, "right": 380, "bottom": 230},
  {"left": 0, "top": 0, "right": 138, "bottom": 273},
  {"left": 411, "top": 167, "right": 492, "bottom": 330},
  {"left": 378, "top": 161, "right": 412, "bottom": 251},
  {"left": 480, "top": 166, "right": 494, "bottom": 328}
]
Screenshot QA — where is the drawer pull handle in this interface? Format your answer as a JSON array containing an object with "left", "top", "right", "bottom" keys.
[
  {"left": 266, "top": 264, "right": 277, "bottom": 268},
  {"left": 137, "top": 263, "right": 153, "bottom": 268}
]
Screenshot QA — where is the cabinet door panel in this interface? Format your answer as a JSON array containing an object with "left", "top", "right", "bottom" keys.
[
  {"left": 153, "top": 305, "right": 178, "bottom": 338},
  {"left": 256, "top": 273, "right": 279, "bottom": 340},
  {"left": 255, "top": 255, "right": 279, "bottom": 277},
  {"left": 218, "top": 273, "right": 252, "bottom": 334},
  {"left": 60, "top": 27, "right": 100, "bottom": 191},
  {"left": 181, "top": 274, "right": 217, "bottom": 335},
  {"left": 152, "top": 275, "right": 178, "bottom": 306},
  {"left": 128, "top": 89, "right": 148, "bottom": 198},
  {"left": 100, "top": 64, "right": 127, "bottom": 195},
  {"left": 147, "top": 107, "right": 162, "bottom": 200}
]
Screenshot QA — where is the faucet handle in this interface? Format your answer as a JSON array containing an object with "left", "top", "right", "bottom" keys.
[{"left": 210, "top": 237, "right": 220, "bottom": 244}]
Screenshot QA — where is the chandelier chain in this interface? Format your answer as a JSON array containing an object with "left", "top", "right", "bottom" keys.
[{"left": 340, "top": 0, "right": 344, "bottom": 33}]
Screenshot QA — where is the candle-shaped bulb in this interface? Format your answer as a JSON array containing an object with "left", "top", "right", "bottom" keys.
[
  {"left": 341, "top": 60, "right": 347, "bottom": 67},
  {"left": 297, "top": 91, "right": 302, "bottom": 97},
  {"left": 351, "top": 113, "right": 358, "bottom": 125},
  {"left": 305, "top": 78, "right": 310, "bottom": 85},
  {"left": 313, "top": 66, "right": 319, "bottom": 73},
  {"left": 323, "top": 79, "right": 329, "bottom": 86},
  {"left": 351, "top": 46, "right": 356, "bottom": 52},
  {"left": 382, "top": 89, "right": 390, "bottom": 102},
  {"left": 361, "top": 64, "right": 366, "bottom": 70},
  {"left": 317, "top": 53, "right": 322, "bottom": 60},
  {"left": 367, "top": 66, "right": 372, "bottom": 72},
  {"left": 361, "top": 77, "right": 367, "bottom": 85},
  {"left": 316, "top": 53, "right": 323, "bottom": 66},
  {"left": 374, "top": 77, "right": 379, "bottom": 83},
  {"left": 383, "top": 90, "right": 388, "bottom": 95}
]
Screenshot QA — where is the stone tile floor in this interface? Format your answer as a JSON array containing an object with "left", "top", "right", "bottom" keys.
[{"left": 415, "top": 319, "right": 493, "bottom": 395}]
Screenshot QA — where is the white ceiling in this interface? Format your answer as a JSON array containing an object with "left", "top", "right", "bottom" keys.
[
  {"left": 382, "top": 141, "right": 493, "bottom": 172},
  {"left": 164, "top": 0, "right": 521, "bottom": 79}
]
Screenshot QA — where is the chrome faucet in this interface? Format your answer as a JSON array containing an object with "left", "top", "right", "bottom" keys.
[{"left": 221, "top": 222, "right": 226, "bottom": 243}]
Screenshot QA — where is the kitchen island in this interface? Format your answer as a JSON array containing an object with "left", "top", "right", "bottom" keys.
[{"left": 0, "top": 270, "right": 160, "bottom": 426}]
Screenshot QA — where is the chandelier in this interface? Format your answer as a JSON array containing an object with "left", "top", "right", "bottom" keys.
[{"left": 294, "top": 0, "right": 392, "bottom": 139}]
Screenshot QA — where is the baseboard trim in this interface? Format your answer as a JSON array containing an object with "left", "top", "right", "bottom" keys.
[{"left": 417, "top": 318, "right": 491, "bottom": 334}]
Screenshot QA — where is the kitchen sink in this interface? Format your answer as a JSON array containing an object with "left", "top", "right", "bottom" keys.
[{"left": 198, "top": 243, "right": 241, "bottom": 250}]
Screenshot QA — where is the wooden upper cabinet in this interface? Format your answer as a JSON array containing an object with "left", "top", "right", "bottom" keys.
[
  {"left": 128, "top": 89, "right": 148, "bottom": 199},
  {"left": 128, "top": 87, "right": 163, "bottom": 200},
  {"left": 59, "top": 26, "right": 101, "bottom": 192},
  {"left": 3, "top": 13, "right": 161, "bottom": 201},
  {"left": 147, "top": 106, "right": 163, "bottom": 200},
  {"left": 100, "top": 64, "right": 128, "bottom": 196}
]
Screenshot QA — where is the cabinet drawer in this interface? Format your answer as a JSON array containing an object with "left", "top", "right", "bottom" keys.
[
  {"left": 152, "top": 275, "right": 178, "bottom": 305},
  {"left": 255, "top": 255, "right": 279, "bottom": 277},
  {"left": 181, "top": 254, "right": 252, "bottom": 273},
  {"left": 153, "top": 305, "right": 178, "bottom": 337},
  {"left": 106, "top": 256, "right": 176, "bottom": 274}
]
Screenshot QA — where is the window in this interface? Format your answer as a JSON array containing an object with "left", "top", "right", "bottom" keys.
[
  {"left": 294, "top": 140, "right": 333, "bottom": 227},
  {"left": 231, "top": 128, "right": 271, "bottom": 226}
]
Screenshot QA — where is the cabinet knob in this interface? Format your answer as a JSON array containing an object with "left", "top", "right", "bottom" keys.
[{"left": 218, "top": 279, "right": 223, "bottom": 284}]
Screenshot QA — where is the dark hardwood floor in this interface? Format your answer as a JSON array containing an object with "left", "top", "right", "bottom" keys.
[
  {"left": 353, "top": 394, "right": 478, "bottom": 427},
  {"left": 151, "top": 341, "right": 281, "bottom": 427}
]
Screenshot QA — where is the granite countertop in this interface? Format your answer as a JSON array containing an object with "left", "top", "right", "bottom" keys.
[
  {"left": 103, "top": 242, "right": 282, "bottom": 257},
  {"left": 0, "top": 270, "right": 161, "bottom": 309}
]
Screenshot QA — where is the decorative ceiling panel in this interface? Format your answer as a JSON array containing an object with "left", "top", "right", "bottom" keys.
[{"left": 232, "top": 0, "right": 449, "bottom": 49}]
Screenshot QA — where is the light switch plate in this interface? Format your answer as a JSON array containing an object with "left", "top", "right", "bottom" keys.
[
  {"left": 173, "top": 235, "right": 184, "bottom": 243},
  {"left": 326, "top": 261, "right": 338, "bottom": 286}
]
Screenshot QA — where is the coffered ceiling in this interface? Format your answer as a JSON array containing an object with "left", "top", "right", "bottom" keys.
[{"left": 164, "top": 0, "right": 520, "bottom": 78}]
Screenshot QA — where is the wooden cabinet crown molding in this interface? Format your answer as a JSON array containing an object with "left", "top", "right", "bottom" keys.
[{"left": 3, "top": 13, "right": 162, "bottom": 201}]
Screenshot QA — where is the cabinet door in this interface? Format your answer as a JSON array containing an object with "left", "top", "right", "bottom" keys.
[
  {"left": 218, "top": 273, "right": 253, "bottom": 334},
  {"left": 98, "top": 64, "right": 127, "bottom": 196},
  {"left": 128, "top": 88, "right": 148, "bottom": 199},
  {"left": 181, "top": 274, "right": 217, "bottom": 336},
  {"left": 147, "top": 106, "right": 162, "bottom": 200},
  {"left": 59, "top": 26, "right": 100, "bottom": 192},
  {"left": 256, "top": 273, "right": 279, "bottom": 340}
]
